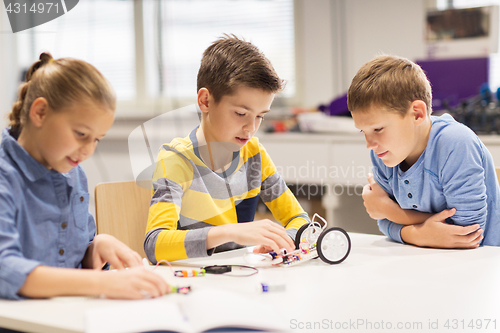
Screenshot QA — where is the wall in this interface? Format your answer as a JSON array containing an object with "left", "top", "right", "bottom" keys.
[
  {"left": 294, "top": 0, "right": 426, "bottom": 107},
  {"left": 295, "top": 0, "right": 336, "bottom": 107},
  {"left": 342, "top": 0, "right": 426, "bottom": 93},
  {"left": 0, "top": 7, "right": 18, "bottom": 129}
]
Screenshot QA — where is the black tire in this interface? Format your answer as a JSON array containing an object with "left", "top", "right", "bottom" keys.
[
  {"left": 317, "top": 227, "right": 351, "bottom": 264},
  {"left": 294, "top": 223, "right": 310, "bottom": 249}
]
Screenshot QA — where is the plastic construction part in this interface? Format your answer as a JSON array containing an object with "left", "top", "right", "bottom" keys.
[
  {"left": 259, "top": 213, "right": 351, "bottom": 267},
  {"left": 203, "top": 265, "right": 232, "bottom": 274},
  {"left": 316, "top": 227, "right": 351, "bottom": 265},
  {"left": 170, "top": 286, "right": 191, "bottom": 294},
  {"left": 174, "top": 269, "right": 206, "bottom": 277},
  {"left": 261, "top": 283, "right": 286, "bottom": 292}
]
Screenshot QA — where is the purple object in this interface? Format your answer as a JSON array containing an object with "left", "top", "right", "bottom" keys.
[
  {"left": 319, "top": 94, "right": 350, "bottom": 116},
  {"left": 417, "top": 57, "right": 489, "bottom": 110}
]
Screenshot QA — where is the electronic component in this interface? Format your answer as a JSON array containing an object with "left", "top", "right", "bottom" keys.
[
  {"left": 203, "top": 265, "right": 232, "bottom": 274},
  {"left": 250, "top": 213, "right": 351, "bottom": 267}
]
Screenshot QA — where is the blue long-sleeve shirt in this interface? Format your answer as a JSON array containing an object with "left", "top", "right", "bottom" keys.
[
  {"left": 373, "top": 113, "right": 500, "bottom": 246},
  {"left": 0, "top": 128, "right": 95, "bottom": 300}
]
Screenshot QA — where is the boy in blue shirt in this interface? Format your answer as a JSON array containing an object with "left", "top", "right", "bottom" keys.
[{"left": 347, "top": 55, "right": 500, "bottom": 249}]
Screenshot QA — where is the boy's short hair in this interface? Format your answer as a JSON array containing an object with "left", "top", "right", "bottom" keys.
[
  {"left": 347, "top": 55, "right": 432, "bottom": 116},
  {"left": 197, "top": 35, "right": 283, "bottom": 102}
]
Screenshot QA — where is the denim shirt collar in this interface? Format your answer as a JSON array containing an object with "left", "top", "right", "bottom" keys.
[{"left": 1, "top": 128, "right": 52, "bottom": 182}]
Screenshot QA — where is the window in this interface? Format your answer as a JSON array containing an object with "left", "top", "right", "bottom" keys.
[
  {"left": 142, "top": 0, "right": 295, "bottom": 99},
  {"left": 15, "top": 0, "right": 296, "bottom": 116},
  {"left": 16, "top": 0, "right": 135, "bottom": 100}
]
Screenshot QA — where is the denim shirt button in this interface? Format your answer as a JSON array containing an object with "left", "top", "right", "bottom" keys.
[{"left": 408, "top": 193, "right": 413, "bottom": 199}]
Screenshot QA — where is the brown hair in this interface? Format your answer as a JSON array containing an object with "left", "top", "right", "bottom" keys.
[
  {"left": 9, "top": 52, "right": 116, "bottom": 135},
  {"left": 347, "top": 55, "right": 432, "bottom": 116},
  {"left": 197, "top": 35, "right": 283, "bottom": 103}
]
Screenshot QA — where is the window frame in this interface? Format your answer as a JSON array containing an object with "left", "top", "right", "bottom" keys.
[
  {"left": 7, "top": 0, "right": 301, "bottom": 119},
  {"left": 117, "top": 0, "right": 301, "bottom": 119}
]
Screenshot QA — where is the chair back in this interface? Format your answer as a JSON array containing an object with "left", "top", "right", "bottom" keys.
[{"left": 95, "top": 181, "right": 151, "bottom": 259}]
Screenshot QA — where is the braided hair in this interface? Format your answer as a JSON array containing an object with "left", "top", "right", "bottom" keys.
[{"left": 9, "top": 52, "right": 116, "bottom": 136}]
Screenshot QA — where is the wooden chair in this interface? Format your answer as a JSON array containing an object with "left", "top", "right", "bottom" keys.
[{"left": 95, "top": 181, "right": 152, "bottom": 259}]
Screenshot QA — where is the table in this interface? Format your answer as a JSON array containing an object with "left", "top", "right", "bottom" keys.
[{"left": 1, "top": 233, "right": 500, "bottom": 332}]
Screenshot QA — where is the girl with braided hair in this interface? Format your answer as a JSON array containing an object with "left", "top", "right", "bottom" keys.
[{"left": 0, "top": 53, "right": 168, "bottom": 300}]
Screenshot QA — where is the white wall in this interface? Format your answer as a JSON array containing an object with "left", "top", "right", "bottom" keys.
[
  {"left": 0, "top": 8, "right": 18, "bottom": 129},
  {"left": 295, "top": 0, "right": 336, "bottom": 107},
  {"left": 342, "top": 0, "right": 426, "bottom": 94},
  {"left": 294, "top": 0, "right": 426, "bottom": 107}
]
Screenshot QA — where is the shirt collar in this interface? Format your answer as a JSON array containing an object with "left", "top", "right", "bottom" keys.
[
  {"left": 189, "top": 126, "right": 240, "bottom": 178},
  {"left": 1, "top": 128, "right": 52, "bottom": 182}
]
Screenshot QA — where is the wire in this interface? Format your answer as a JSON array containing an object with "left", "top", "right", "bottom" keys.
[
  {"left": 154, "top": 259, "right": 258, "bottom": 277},
  {"left": 154, "top": 259, "right": 175, "bottom": 275},
  {"left": 204, "top": 265, "right": 258, "bottom": 277}
]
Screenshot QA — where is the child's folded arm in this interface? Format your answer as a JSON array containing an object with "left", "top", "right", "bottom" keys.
[
  {"left": 439, "top": 130, "right": 488, "bottom": 229},
  {"left": 366, "top": 173, "right": 433, "bottom": 225},
  {"left": 377, "top": 218, "right": 405, "bottom": 243},
  {"left": 382, "top": 206, "right": 433, "bottom": 226},
  {"left": 400, "top": 209, "right": 483, "bottom": 249}
]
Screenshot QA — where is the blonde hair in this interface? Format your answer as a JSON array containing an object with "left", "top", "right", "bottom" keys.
[
  {"left": 9, "top": 52, "right": 116, "bottom": 135},
  {"left": 347, "top": 55, "right": 432, "bottom": 116},
  {"left": 197, "top": 35, "right": 283, "bottom": 103}
]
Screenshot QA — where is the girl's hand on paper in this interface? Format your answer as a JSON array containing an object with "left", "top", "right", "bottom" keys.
[
  {"left": 100, "top": 266, "right": 170, "bottom": 299},
  {"left": 89, "top": 234, "right": 143, "bottom": 270}
]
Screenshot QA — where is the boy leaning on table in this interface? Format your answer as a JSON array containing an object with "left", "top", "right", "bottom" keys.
[
  {"left": 144, "top": 35, "right": 310, "bottom": 263},
  {"left": 347, "top": 54, "right": 500, "bottom": 249}
]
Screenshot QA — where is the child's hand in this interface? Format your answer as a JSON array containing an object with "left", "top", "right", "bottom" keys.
[
  {"left": 401, "top": 208, "right": 484, "bottom": 249},
  {"left": 99, "top": 266, "right": 169, "bottom": 299},
  {"left": 236, "top": 219, "right": 295, "bottom": 253},
  {"left": 362, "top": 173, "right": 395, "bottom": 219},
  {"left": 208, "top": 220, "right": 295, "bottom": 254},
  {"left": 90, "top": 234, "right": 143, "bottom": 270},
  {"left": 252, "top": 245, "right": 275, "bottom": 253}
]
